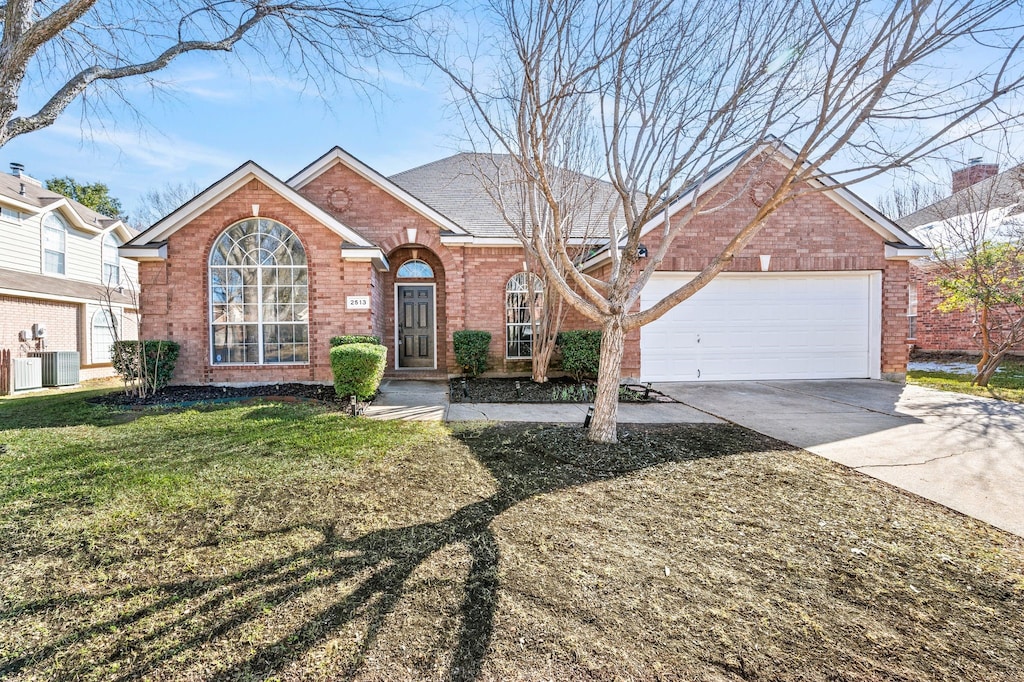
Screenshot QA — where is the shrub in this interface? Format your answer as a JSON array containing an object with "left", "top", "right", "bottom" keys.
[
  {"left": 330, "top": 343, "right": 387, "bottom": 399},
  {"left": 556, "top": 330, "right": 602, "bottom": 381},
  {"left": 453, "top": 330, "right": 492, "bottom": 376},
  {"left": 111, "top": 340, "right": 181, "bottom": 392},
  {"left": 330, "top": 335, "right": 382, "bottom": 347}
]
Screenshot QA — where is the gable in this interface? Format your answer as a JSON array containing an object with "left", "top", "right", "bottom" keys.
[
  {"left": 288, "top": 147, "right": 468, "bottom": 235},
  {"left": 123, "top": 162, "right": 374, "bottom": 259}
]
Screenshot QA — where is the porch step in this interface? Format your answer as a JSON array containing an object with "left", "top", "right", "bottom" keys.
[{"left": 384, "top": 370, "right": 449, "bottom": 380}]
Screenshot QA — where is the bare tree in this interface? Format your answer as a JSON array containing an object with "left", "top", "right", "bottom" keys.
[
  {"left": 919, "top": 167, "right": 1024, "bottom": 385},
  {"left": 0, "top": 0, "right": 428, "bottom": 147},
  {"left": 429, "top": 0, "right": 1024, "bottom": 442},
  {"left": 878, "top": 179, "right": 946, "bottom": 220},
  {"left": 129, "top": 180, "right": 203, "bottom": 230}
]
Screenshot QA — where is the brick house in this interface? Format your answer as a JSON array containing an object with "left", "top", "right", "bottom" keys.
[
  {"left": 0, "top": 164, "right": 139, "bottom": 392},
  {"left": 120, "top": 145, "right": 927, "bottom": 385},
  {"left": 900, "top": 160, "right": 1024, "bottom": 354}
]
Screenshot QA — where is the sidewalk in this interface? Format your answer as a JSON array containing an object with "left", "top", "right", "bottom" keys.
[{"left": 365, "top": 379, "right": 720, "bottom": 424}]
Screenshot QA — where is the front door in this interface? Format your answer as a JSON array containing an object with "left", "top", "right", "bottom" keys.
[{"left": 397, "top": 285, "right": 434, "bottom": 368}]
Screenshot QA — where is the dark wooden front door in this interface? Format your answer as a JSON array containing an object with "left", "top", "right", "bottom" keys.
[{"left": 397, "top": 285, "right": 434, "bottom": 368}]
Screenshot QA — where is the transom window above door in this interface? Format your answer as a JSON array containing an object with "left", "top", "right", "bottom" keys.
[{"left": 396, "top": 259, "right": 433, "bottom": 278}]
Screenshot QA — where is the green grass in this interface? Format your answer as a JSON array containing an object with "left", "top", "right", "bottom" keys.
[
  {"left": 2, "top": 386, "right": 1023, "bottom": 681},
  {"left": 908, "top": 360, "right": 1024, "bottom": 403}
]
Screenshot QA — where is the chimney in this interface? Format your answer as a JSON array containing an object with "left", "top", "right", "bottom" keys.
[
  {"left": 952, "top": 158, "right": 999, "bottom": 193},
  {"left": 8, "top": 162, "right": 42, "bottom": 187}
]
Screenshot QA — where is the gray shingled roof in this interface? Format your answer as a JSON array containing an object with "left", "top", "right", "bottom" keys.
[
  {"left": 0, "top": 172, "right": 136, "bottom": 233},
  {"left": 389, "top": 152, "right": 623, "bottom": 239},
  {"left": 899, "top": 163, "right": 1024, "bottom": 230},
  {"left": 0, "top": 266, "right": 136, "bottom": 306}
]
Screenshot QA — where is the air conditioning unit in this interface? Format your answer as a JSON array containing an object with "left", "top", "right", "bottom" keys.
[
  {"left": 12, "top": 357, "right": 43, "bottom": 391},
  {"left": 28, "top": 351, "right": 80, "bottom": 386}
]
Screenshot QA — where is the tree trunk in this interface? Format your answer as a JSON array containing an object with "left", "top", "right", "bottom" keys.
[
  {"left": 532, "top": 338, "right": 556, "bottom": 383},
  {"left": 588, "top": 317, "right": 626, "bottom": 444},
  {"left": 973, "top": 305, "right": 999, "bottom": 386},
  {"left": 974, "top": 351, "right": 1004, "bottom": 387}
]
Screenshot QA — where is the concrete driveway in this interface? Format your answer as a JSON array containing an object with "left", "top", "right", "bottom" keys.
[{"left": 658, "top": 380, "right": 1024, "bottom": 537}]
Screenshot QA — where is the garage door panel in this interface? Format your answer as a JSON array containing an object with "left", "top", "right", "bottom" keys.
[{"left": 640, "top": 272, "right": 875, "bottom": 382}]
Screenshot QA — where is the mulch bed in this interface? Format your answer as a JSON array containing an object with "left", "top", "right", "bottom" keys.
[
  {"left": 450, "top": 376, "right": 676, "bottom": 403},
  {"left": 88, "top": 383, "right": 364, "bottom": 411}
]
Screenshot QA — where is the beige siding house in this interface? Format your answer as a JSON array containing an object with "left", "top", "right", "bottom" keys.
[{"left": 0, "top": 164, "right": 139, "bottom": 390}]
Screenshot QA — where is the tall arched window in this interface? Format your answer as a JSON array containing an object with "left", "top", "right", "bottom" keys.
[
  {"left": 209, "top": 219, "right": 308, "bottom": 365},
  {"left": 42, "top": 212, "right": 67, "bottom": 274},
  {"left": 506, "top": 272, "right": 543, "bottom": 359},
  {"left": 103, "top": 233, "right": 120, "bottom": 285},
  {"left": 91, "top": 309, "right": 118, "bottom": 364}
]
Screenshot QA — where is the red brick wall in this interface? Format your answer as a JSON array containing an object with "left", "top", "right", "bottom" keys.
[
  {"left": 603, "top": 160, "right": 905, "bottom": 378},
  {"left": 0, "top": 295, "right": 79, "bottom": 356},
  {"left": 140, "top": 178, "right": 364, "bottom": 384},
  {"left": 909, "top": 261, "right": 1024, "bottom": 354},
  {"left": 137, "top": 157, "right": 913, "bottom": 384}
]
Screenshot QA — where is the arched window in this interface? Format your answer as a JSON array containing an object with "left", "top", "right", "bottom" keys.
[
  {"left": 396, "top": 259, "right": 433, "bottom": 278},
  {"left": 506, "top": 272, "right": 543, "bottom": 359},
  {"left": 91, "top": 309, "right": 118, "bottom": 364},
  {"left": 103, "top": 233, "right": 120, "bottom": 285},
  {"left": 42, "top": 212, "right": 67, "bottom": 274},
  {"left": 209, "top": 219, "right": 308, "bottom": 365}
]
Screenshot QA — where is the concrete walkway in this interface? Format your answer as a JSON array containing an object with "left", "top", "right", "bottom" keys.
[
  {"left": 367, "top": 379, "right": 721, "bottom": 424},
  {"left": 446, "top": 400, "right": 720, "bottom": 424},
  {"left": 363, "top": 380, "right": 448, "bottom": 421},
  {"left": 658, "top": 380, "right": 1024, "bottom": 537}
]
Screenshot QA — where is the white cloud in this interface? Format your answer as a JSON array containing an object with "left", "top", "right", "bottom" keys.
[{"left": 47, "top": 119, "right": 237, "bottom": 173}]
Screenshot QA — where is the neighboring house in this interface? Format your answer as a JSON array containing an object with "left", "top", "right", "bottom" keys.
[
  {"left": 900, "top": 160, "right": 1024, "bottom": 354},
  {"left": 0, "top": 164, "right": 139, "bottom": 389},
  {"left": 120, "top": 145, "right": 927, "bottom": 386}
]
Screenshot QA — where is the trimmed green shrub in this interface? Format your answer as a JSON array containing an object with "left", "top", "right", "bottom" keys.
[
  {"left": 330, "top": 335, "right": 383, "bottom": 347},
  {"left": 556, "top": 330, "right": 602, "bottom": 381},
  {"left": 330, "top": 343, "right": 387, "bottom": 399},
  {"left": 453, "top": 330, "right": 492, "bottom": 376},
  {"left": 111, "top": 340, "right": 180, "bottom": 390}
]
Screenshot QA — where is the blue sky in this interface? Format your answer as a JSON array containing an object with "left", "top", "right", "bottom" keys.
[
  {"left": 2, "top": 32, "right": 1018, "bottom": 221},
  {"left": 1, "top": 52, "right": 464, "bottom": 219}
]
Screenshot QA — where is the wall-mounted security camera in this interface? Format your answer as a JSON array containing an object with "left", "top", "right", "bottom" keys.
[{"left": 32, "top": 323, "right": 47, "bottom": 338}]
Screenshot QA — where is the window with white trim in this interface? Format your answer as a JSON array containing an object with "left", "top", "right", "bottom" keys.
[
  {"left": 42, "top": 212, "right": 67, "bottom": 274},
  {"left": 506, "top": 272, "right": 543, "bottom": 359},
  {"left": 1, "top": 206, "right": 27, "bottom": 222},
  {"left": 103, "top": 233, "right": 120, "bottom": 285},
  {"left": 91, "top": 309, "right": 118, "bottom": 364},
  {"left": 396, "top": 259, "right": 433, "bottom": 278},
  {"left": 907, "top": 283, "right": 918, "bottom": 340},
  {"left": 209, "top": 219, "right": 309, "bottom": 365}
]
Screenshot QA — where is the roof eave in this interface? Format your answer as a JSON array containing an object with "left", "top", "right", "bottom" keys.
[
  {"left": 341, "top": 246, "right": 390, "bottom": 272},
  {"left": 119, "top": 243, "right": 168, "bottom": 261}
]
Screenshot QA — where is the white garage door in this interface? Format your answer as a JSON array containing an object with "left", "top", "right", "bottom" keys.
[{"left": 640, "top": 272, "right": 879, "bottom": 382}]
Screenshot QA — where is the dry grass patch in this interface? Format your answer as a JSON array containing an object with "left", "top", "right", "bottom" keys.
[{"left": 1, "top": 388, "right": 1022, "bottom": 681}]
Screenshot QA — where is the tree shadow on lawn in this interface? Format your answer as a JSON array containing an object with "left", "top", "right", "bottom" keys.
[{"left": 0, "top": 422, "right": 778, "bottom": 681}]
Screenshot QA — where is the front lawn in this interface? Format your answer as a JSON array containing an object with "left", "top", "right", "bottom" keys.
[
  {"left": 1, "top": 388, "right": 1022, "bottom": 680},
  {"left": 908, "top": 360, "right": 1024, "bottom": 403}
]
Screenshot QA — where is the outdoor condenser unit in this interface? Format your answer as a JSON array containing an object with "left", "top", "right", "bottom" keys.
[
  {"left": 28, "top": 351, "right": 80, "bottom": 387},
  {"left": 12, "top": 357, "right": 43, "bottom": 391}
]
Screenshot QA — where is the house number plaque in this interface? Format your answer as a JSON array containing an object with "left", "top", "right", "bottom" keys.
[{"left": 346, "top": 295, "right": 371, "bottom": 310}]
